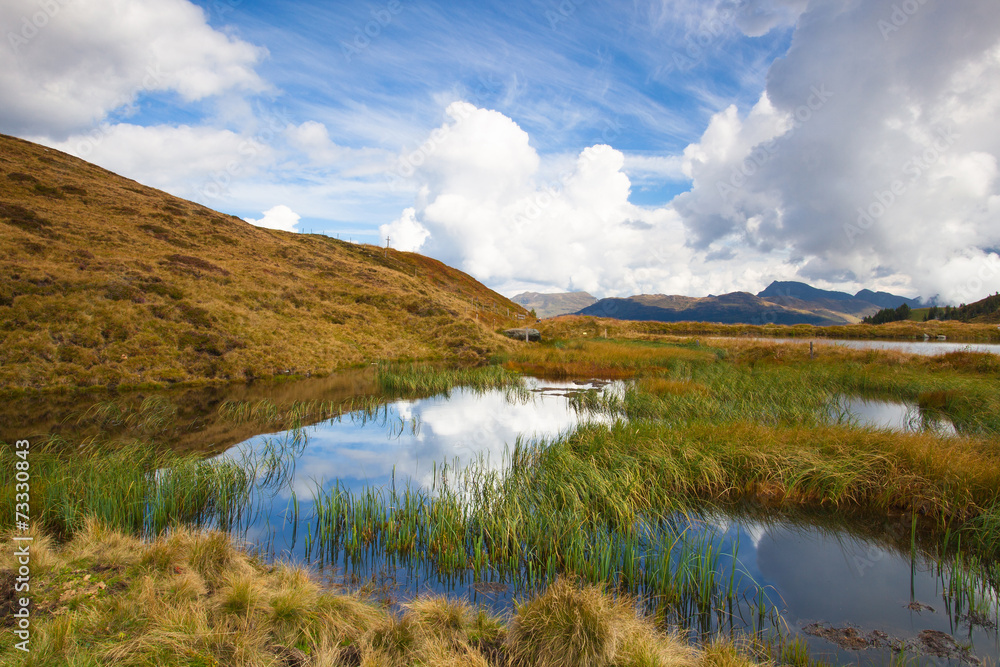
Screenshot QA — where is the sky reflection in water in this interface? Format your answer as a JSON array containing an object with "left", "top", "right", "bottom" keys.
[{"left": 218, "top": 377, "right": 996, "bottom": 664}]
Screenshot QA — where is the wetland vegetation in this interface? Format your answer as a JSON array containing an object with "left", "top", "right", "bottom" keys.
[{"left": 3, "top": 334, "right": 1000, "bottom": 666}]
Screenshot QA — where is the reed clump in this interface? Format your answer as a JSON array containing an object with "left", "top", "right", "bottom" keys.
[
  {"left": 375, "top": 362, "right": 524, "bottom": 395},
  {"left": 0, "top": 435, "right": 285, "bottom": 540},
  {"left": 507, "top": 577, "right": 699, "bottom": 667}
]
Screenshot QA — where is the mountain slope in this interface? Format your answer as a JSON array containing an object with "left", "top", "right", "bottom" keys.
[
  {"left": 854, "top": 288, "right": 922, "bottom": 310},
  {"left": 511, "top": 291, "right": 597, "bottom": 318},
  {"left": 757, "top": 280, "right": 855, "bottom": 302},
  {"left": 758, "top": 280, "right": 921, "bottom": 309},
  {"left": 575, "top": 281, "right": 925, "bottom": 326},
  {"left": 0, "top": 134, "right": 526, "bottom": 393},
  {"left": 577, "top": 292, "right": 834, "bottom": 325}
]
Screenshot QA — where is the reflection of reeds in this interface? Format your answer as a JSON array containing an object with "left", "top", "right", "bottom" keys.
[{"left": 80, "top": 395, "right": 179, "bottom": 435}]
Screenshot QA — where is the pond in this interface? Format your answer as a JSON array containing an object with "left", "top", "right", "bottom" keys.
[
  {"left": 193, "top": 376, "right": 996, "bottom": 665},
  {"left": 10, "top": 371, "right": 999, "bottom": 664},
  {"left": 828, "top": 396, "right": 957, "bottom": 435},
  {"left": 731, "top": 337, "right": 1000, "bottom": 356}
]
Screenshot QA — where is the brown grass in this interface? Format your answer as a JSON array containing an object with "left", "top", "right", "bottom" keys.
[
  {"left": 503, "top": 339, "right": 717, "bottom": 379},
  {"left": 0, "top": 524, "right": 762, "bottom": 667},
  {"left": 538, "top": 314, "right": 1000, "bottom": 344},
  {"left": 0, "top": 134, "right": 530, "bottom": 394}
]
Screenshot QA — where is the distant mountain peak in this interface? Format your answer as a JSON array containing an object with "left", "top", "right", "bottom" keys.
[
  {"left": 511, "top": 291, "right": 597, "bottom": 319},
  {"left": 757, "top": 280, "right": 854, "bottom": 302},
  {"left": 759, "top": 280, "right": 920, "bottom": 310}
]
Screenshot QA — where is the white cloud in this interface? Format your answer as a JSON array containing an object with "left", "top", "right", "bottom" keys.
[
  {"left": 380, "top": 207, "right": 430, "bottom": 252},
  {"left": 671, "top": 0, "right": 1000, "bottom": 302},
  {"left": 0, "top": 0, "right": 266, "bottom": 137},
  {"left": 36, "top": 123, "right": 273, "bottom": 203},
  {"left": 244, "top": 205, "right": 300, "bottom": 232},
  {"left": 383, "top": 101, "right": 805, "bottom": 298}
]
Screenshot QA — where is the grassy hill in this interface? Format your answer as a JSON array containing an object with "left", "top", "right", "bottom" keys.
[{"left": 0, "top": 134, "right": 527, "bottom": 394}]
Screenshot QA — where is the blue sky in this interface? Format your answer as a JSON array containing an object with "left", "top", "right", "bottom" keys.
[{"left": 2, "top": 0, "right": 999, "bottom": 302}]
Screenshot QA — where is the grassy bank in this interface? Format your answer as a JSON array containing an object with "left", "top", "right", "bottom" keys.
[
  {"left": 499, "top": 337, "right": 1000, "bottom": 549},
  {"left": 537, "top": 314, "right": 1000, "bottom": 342},
  {"left": 0, "top": 134, "right": 527, "bottom": 394},
  {"left": 0, "top": 523, "right": 764, "bottom": 667},
  {"left": 5, "top": 341, "right": 1000, "bottom": 663}
]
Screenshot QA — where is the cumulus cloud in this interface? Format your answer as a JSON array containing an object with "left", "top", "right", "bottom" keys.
[
  {"left": 0, "top": 0, "right": 266, "bottom": 137},
  {"left": 672, "top": 0, "right": 1000, "bottom": 302},
  {"left": 382, "top": 1, "right": 1000, "bottom": 303},
  {"left": 381, "top": 101, "right": 805, "bottom": 297},
  {"left": 380, "top": 207, "right": 430, "bottom": 252},
  {"left": 735, "top": 0, "right": 809, "bottom": 37},
  {"left": 37, "top": 123, "right": 274, "bottom": 202},
  {"left": 244, "top": 205, "right": 300, "bottom": 232}
]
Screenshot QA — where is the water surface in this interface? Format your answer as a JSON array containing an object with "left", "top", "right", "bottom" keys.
[
  {"left": 731, "top": 337, "right": 1000, "bottom": 356},
  {"left": 206, "top": 378, "right": 997, "bottom": 665}
]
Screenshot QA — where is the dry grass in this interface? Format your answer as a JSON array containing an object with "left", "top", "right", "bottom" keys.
[
  {"left": 503, "top": 339, "right": 718, "bottom": 379},
  {"left": 0, "top": 525, "right": 763, "bottom": 667},
  {"left": 537, "top": 314, "right": 1000, "bottom": 344},
  {"left": 507, "top": 578, "right": 698, "bottom": 667},
  {"left": 0, "top": 134, "right": 528, "bottom": 394}
]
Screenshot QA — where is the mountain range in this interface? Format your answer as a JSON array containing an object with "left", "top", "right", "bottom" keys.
[
  {"left": 515, "top": 282, "right": 922, "bottom": 326},
  {"left": 510, "top": 291, "right": 597, "bottom": 319}
]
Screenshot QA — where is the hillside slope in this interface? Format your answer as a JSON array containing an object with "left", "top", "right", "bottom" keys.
[
  {"left": 578, "top": 292, "right": 835, "bottom": 325},
  {"left": 575, "top": 281, "right": 928, "bottom": 326},
  {"left": 757, "top": 280, "right": 921, "bottom": 309},
  {"left": 0, "top": 134, "right": 526, "bottom": 393}
]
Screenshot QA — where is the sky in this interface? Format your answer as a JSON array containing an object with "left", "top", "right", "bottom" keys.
[{"left": 2, "top": 0, "right": 999, "bottom": 304}]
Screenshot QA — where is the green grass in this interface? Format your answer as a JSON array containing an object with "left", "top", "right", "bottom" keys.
[
  {"left": 0, "top": 436, "right": 295, "bottom": 540},
  {"left": 374, "top": 361, "right": 525, "bottom": 395},
  {"left": 6, "top": 341, "right": 1000, "bottom": 664}
]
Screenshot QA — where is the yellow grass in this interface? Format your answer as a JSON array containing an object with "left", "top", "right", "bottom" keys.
[
  {"left": 0, "top": 134, "right": 528, "bottom": 394},
  {"left": 0, "top": 524, "right": 767, "bottom": 667},
  {"left": 503, "top": 339, "right": 717, "bottom": 379},
  {"left": 537, "top": 314, "right": 1000, "bottom": 344}
]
